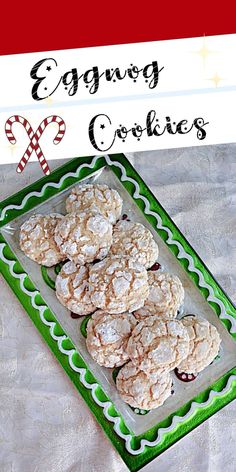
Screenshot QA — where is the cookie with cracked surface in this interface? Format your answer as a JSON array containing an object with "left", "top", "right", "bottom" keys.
[
  {"left": 54, "top": 210, "right": 113, "bottom": 265},
  {"left": 134, "top": 272, "right": 184, "bottom": 320},
  {"left": 66, "top": 183, "right": 123, "bottom": 224},
  {"left": 110, "top": 220, "right": 159, "bottom": 269},
  {"left": 89, "top": 256, "right": 149, "bottom": 314},
  {"left": 86, "top": 310, "right": 137, "bottom": 368},
  {"left": 19, "top": 213, "right": 66, "bottom": 267},
  {"left": 116, "top": 362, "right": 172, "bottom": 410},
  {"left": 127, "top": 317, "right": 190, "bottom": 373},
  {"left": 55, "top": 261, "right": 95, "bottom": 316},
  {"left": 178, "top": 315, "right": 221, "bottom": 374}
]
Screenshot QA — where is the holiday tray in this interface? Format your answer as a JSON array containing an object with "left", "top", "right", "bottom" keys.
[{"left": 0, "top": 153, "right": 236, "bottom": 472}]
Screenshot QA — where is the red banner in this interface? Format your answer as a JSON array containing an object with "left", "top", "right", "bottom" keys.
[{"left": 0, "top": 2, "right": 235, "bottom": 55}]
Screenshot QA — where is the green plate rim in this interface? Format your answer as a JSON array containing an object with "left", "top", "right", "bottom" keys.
[{"left": 0, "top": 153, "right": 236, "bottom": 472}]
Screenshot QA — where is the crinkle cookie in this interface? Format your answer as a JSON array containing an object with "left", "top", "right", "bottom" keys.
[
  {"left": 55, "top": 261, "right": 95, "bottom": 315},
  {"left": 19, "top": 213, "right": 66, "bottom": 267},
  {"left": 116, "top": 362, "right": 172, "bottom": 410},
  {"left": 66, "top": 184, "right": 123, "bottom": 224},
  {"left": 134, "top": 272, "right": 184, "bottom": 320},
  {"left": 178, "top": 316, "right": 221, "bottom": 374},
  {"left": 54, "top": 210, "right": 113, "bottom": 265},
  {"left": 127, "top": 317, "right": 190, "bottom": 374},
  {"left": 89, "top": 256, "right": 149, "bottom": 314},
  {"left": 86, "top": 310, "right": 137, "bottom": 368},
  {"left": 110, "top": 220, "right": 159, "bottom": 269}
]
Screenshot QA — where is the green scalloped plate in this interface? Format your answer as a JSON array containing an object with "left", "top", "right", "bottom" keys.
[{"left": 0, "top": 153, "right": 236, "bottom": 472}]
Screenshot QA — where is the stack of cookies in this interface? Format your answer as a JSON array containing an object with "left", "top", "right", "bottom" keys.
[{"left": 19, "top": 183, "right": 221, "bottom": 411}]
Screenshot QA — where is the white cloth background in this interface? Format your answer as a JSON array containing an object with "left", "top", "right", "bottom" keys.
[{"left": 0, "top": 145, "right": 236, "bottom": 472}]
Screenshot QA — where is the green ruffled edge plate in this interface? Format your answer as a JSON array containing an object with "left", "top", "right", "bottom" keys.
[{"left": 0, "top": 153, "right": 236, "bottom": 472}]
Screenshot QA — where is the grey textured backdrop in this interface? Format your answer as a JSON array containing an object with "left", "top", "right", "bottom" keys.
[{"left": 0, "top": 145, "right": 235, "bottom": 472}]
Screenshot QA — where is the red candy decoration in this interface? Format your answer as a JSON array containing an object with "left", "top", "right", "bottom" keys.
[
  {"left": 174, "top": 368, "right": 198, "bottom": 382},
  {"left": 71, "top": 312, "right": 80, "bottom": 319},
  {"left": 149, "top": 262, "right": 161, "bottom": 271},
  {"left": 121, "top": 214, "right": 131, "bottom": 221}
]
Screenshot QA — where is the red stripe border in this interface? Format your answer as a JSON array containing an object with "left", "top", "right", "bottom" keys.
[{"left": 0, "top": 3, "right": 235, "bottom": 55}]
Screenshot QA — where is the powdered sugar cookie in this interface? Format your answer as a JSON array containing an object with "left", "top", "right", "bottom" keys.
[
  {"left": 54, "top": 210, "right": 113, "bottom": 265},
  {"left": 116, "top": 362, "right": 172, "bottom": 410},
  {"left": 127, "top": 317, "right": 190, "bottom": 374},
  {"left": 66, "top": 184, "right": 123, "bottom": 224},
  {"left": 134, "top": 272, "right": 184, "bottom": 320},
  {"left": 110, "top": 220, "right": 159, "bottom": 269},
  {"left": 178, "top": 315, "right": 221, "bottom": 374},
  {"left": 89, "top": 256, "right": 149, "bottom": 314},
  {"left": 86, "top": 310, "right": 137, "bottom": 368},
  {"left": 19, "top": 213, "right": 66, "bottom": 267},
  {"left": 55, "top": 261, "right": 95, "bottom": 315}
]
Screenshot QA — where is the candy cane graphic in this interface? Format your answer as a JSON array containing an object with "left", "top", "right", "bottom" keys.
[{"left": 5, "top": 115, "right": 66, "bottom": 175}]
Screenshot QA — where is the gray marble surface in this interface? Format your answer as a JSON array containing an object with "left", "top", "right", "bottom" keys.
[{"left": 0, "top": 145, "right": 235, "bottom": 472}]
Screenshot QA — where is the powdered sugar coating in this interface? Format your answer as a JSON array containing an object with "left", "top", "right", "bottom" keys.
[
  {"left": 110, "top": 220, "right": 159, "bottom": 268},
  {"left": 89, "top": 256, "right": 149, "bottom": 314},
  {"left": 134, "top": 272, "right": 184, "bottom": 320},
  {"left": 66, "top": 184, "right": 123, "bottom": 224},
  {"left": 127, "top": 317, "right": 190, "bottom": 373},
  {"left": 54, "top": 211, "right": 113, "bottom": 265},
  {"left": 116, "top": 362, "right": 172, "bottom": 410},
  {"left": 55, "top": 261, "right": 95, "bottom": 315},
  {"left": 86, "top": 310, "right": 137, "bottom": 368},
  {"left": 19, "top": 213, "right": 66, "bottom": 267},
  {"left": 178, "top": 316, "right": 221, "bottom": 374}
]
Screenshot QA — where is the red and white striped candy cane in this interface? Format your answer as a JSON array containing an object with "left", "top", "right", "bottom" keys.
[
  {"left": 5, "top": 115, "right": 33, "bottom": 144},
  {"left": 18, "top": 115, "right": 66, "bottom": 175},
  {"left": 5, "top": 115, "right": 66, "bottom": 176}
]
